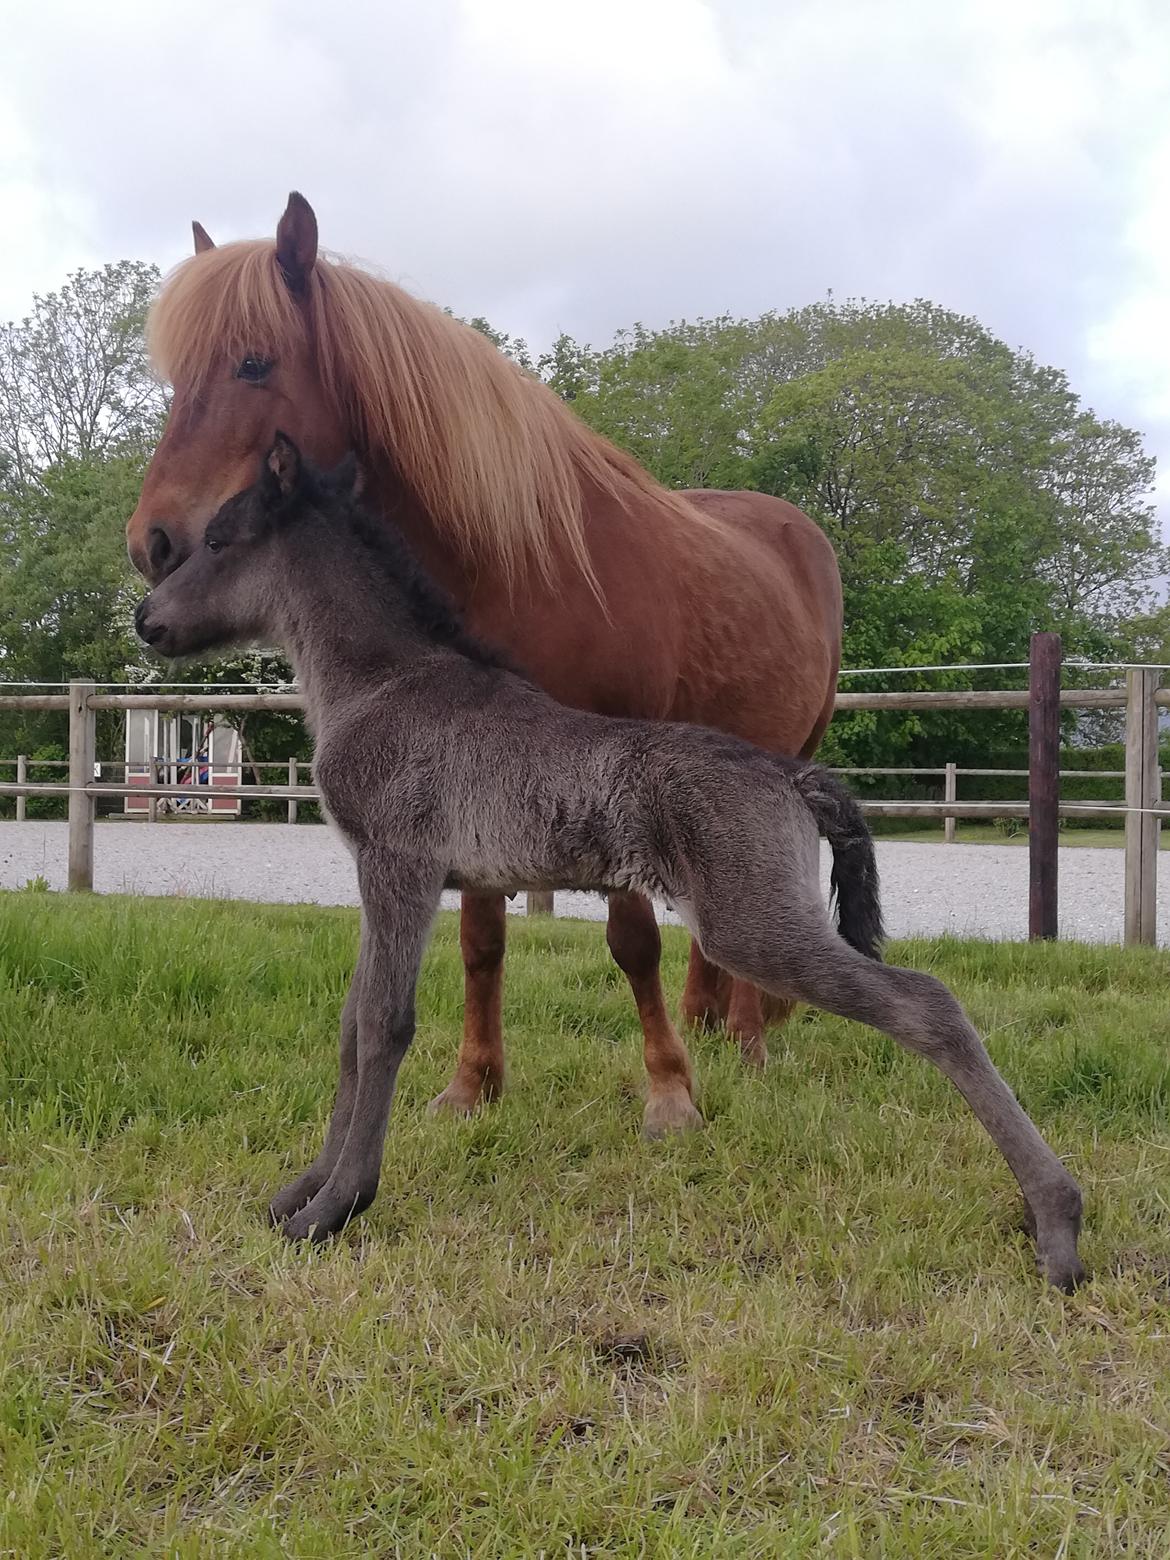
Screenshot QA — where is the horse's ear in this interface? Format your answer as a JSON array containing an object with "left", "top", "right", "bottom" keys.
[
  {"left": 275, "top": 192, "right": 318, "bottom": 294},
  {"left": 264, "top": 432, "right": 302, "bottom": 503},
  {"left": 192, "top": 220, "right": 215, "bottom": 254}
]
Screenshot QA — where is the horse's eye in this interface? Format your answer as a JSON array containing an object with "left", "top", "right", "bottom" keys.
[
  {"left": 206, "top": 537, "right": 224, "bottom": 554},
  {"left": 236, "top": 356, "right": 272, "bottom": 383}
]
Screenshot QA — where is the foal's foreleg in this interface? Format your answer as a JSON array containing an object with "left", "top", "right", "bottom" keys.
[
  {"left": 429, "top": 892, "right": 507, "bottom": 1115},
  {"left": 280, "top": 858, "right": 442, "bottom": 1243},
  {"left": 268, "top": 926, "right": 366, "bottom": 1225}
]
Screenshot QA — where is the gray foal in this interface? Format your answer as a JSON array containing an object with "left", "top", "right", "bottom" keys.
[{"left": 136, "top": 435, "right": 1085, "bottom": 1290}]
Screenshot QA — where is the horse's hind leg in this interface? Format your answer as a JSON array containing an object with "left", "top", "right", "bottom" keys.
[
  {"left": 681, "top": 944, "right": 730, "bottom": 1029},
  {"left": 429, "top": 893, "right": 507, "bottom": 1115},
  {"left": 683, "top": 948, "right": 794, "bottom": 1055},
  {"left": 714, "top": 928, "right": 1084, "bottom": 1290},
  {"left": 607, "top": 893, "right": 703, "bottom": 1136},
  {"left": 726, "top": 979, "right": 769, "bottom": 1068}
]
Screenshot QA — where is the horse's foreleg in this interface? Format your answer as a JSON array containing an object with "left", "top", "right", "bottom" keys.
[
  {"left": 429, "top": 892, "right": 507, "bottom": 1116},
  {"left": 607, "top": 892, "right": 703, "bottom": 1137}
]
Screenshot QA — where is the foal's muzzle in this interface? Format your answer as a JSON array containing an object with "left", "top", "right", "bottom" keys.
[{"left": 135, "top": 597, "right": 167, "bottom": 649}]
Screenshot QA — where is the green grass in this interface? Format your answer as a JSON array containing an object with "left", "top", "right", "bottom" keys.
[{"left": 2, "top": 893, "right": 1170, "bottom": 1557}]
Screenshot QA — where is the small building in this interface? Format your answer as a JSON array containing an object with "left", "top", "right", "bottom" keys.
[{"left": 124, "top": 710, "right": 242, "bottom": 817}]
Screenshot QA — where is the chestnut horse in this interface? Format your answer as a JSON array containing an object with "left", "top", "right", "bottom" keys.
[{"left": 127, "top": 193, "right": 842, "bottom": 1136}]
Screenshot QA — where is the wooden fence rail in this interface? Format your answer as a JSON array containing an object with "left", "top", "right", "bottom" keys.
[{"left": 0, "top": 659, "right": 1163, "bottom": 943}]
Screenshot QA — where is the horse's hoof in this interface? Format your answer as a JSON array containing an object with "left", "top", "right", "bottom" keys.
[
  {"left": 643, "top": 1088, "right": 704, "bottom": 1139},
  {"left": 734, "top": 1034, "right": 768, "bottom": 1070},
  {"left": 427, "top": 1075, "right": 499, "bottom": 1117},
  {"left": 682, "top": 1004, "right": 723, "bottom": 1033}
]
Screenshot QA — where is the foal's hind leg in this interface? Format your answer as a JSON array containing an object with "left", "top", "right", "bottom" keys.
[
  {"left": 429, "top": 893, "right": 507, "bottom": 1115},
  {"left": 607, "top": 893, "right": 703, "bottom": 1136},
  {"left": 711, "top": 929, "right": 1084, "bottom": 1290},
  {"left": 269, "top": 929, "right": 365, "bottom": 1224}
]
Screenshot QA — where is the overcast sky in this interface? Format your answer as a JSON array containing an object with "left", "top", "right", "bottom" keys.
[{"left": 3, "top": 0, "right": 1168, "bottom": 528}]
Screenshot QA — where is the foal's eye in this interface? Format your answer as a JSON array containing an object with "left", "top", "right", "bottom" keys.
[
  {"left": 206, "top": 538, "right": 224, "bottom": 554},
  {"left": 236, "top": 356, "right": 272, "bottom": 383}
]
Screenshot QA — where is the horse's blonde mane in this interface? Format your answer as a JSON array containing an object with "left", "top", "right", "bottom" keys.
[{"left": 148, "top": 240, "right": 710, "bottom": 592}]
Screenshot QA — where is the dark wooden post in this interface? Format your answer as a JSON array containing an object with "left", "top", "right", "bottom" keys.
[{"left": 1028, "top": 633, "right": 1061, "bottom": 940}]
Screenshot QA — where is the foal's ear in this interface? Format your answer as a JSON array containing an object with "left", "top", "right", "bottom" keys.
[
  {"left": 264, "top": 432, "right": 302, "bottom": 503},
  {"left": 192, "top": 220, "right": 215, "bottom": 254},
  {"left": 330, "top": 452, "right": 365, "bottom": 500},
  {"left": 275, "top": 191, "right": 318, "bottom": 294}
]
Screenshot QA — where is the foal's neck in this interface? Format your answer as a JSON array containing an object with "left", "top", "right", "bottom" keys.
[{"left": 271, "top": 516, "right": 447, "bottom": 725}]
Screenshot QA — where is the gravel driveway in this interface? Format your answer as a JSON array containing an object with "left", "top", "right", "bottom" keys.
[{"left": 1, "top": 819, "right": 1162, "bottom": 945}]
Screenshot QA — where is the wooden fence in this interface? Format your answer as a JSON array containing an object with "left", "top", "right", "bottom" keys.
[{"left": 1, "top": 639, "right": 1166, "bottom": 943}]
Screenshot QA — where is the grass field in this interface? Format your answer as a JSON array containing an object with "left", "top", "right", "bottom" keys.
[{"left": 3, "top": 892, "right": 1170, "bottom": 1556}]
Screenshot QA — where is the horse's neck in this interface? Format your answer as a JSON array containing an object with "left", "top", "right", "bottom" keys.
[{"left": 365, "top": 467, "right": 471, "bottom": 606}]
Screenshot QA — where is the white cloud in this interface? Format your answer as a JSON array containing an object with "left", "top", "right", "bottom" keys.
[{"left": 1, "top": 0, "right": 1168, "bottom": 528}]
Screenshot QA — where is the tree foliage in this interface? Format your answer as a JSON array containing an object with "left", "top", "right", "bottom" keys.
[
  {"left": 1, "top": 280, "right": 1162, "bottom": 789},
  {"left": 539, "top": 300, "right": 1162, "bottom": 770},
  {"left": 0, "top": 262, "right": 166, "bottom": 486}
]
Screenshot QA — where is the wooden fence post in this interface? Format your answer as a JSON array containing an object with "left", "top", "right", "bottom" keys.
[
  {"left": 67, "top": 680, "right": 96, "bottom": 891},
  {"left": 1124, "top": 666, "right": 1160, "bottom": 946},
  {"left": 15, "top": 754, "right": 26, "bottom": 823},
  {"left": 527, "top": 891, "right": 555, "bottom": 916},
  {"left": 287, "top": 757, "right": 299, "bottom": 825},
  {"left": 1028, "top": 633, "right": 1061, "bottom": 940},
  {"left": 943, "top": 761, "right": 957, "bottom": 844}
]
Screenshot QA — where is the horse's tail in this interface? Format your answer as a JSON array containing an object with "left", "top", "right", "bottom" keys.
[{"left": 789, "top": 763, "right": 885, "bottom": 961}]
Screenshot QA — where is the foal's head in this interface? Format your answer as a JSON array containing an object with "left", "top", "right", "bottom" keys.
[{"left": 135, "top": 432, "right": 350, "bottom": 660}]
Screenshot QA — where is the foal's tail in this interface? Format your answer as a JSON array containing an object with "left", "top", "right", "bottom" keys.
[{"left": 789, "top": 763, "right": 885, "bottom": 961}]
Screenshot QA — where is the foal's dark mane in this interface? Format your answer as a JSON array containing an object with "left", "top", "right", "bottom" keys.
[{"left": 299, "top": 464, "right": 511, "bottom": 672}]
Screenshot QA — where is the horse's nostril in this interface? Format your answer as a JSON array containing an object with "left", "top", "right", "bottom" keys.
[{"left": 147, "top": 526, "right": 177, "bottom": 579}]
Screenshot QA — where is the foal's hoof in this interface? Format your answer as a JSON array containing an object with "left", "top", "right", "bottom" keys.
[
  {"left": 267, "top": 1172, "right": 324, "bottom": 1226},
  {"left": 279, "top": 1184, "right": 374, "bottom": 1244},
  {"left": 1021, "top": 1192, "right": 1086, "bottom": 1292},
  {"left": 1041, "top": 1253, "right": 1088, "bottom": 1294},
  {"left": 643, "top": 1087, "right": 704, "bottom": 1139}
]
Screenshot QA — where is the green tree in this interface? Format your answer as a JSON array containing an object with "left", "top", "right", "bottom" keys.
[
  {"left": 543, "top": 299, "right": 1161, "bottom": 774},
  {"left": 0, "top": 261, "right": 165, "bottom": 486}
]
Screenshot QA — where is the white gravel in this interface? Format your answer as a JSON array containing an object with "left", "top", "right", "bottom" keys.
[{"left": 1, "top": 820, "right": 1162, "bottom": 945}]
